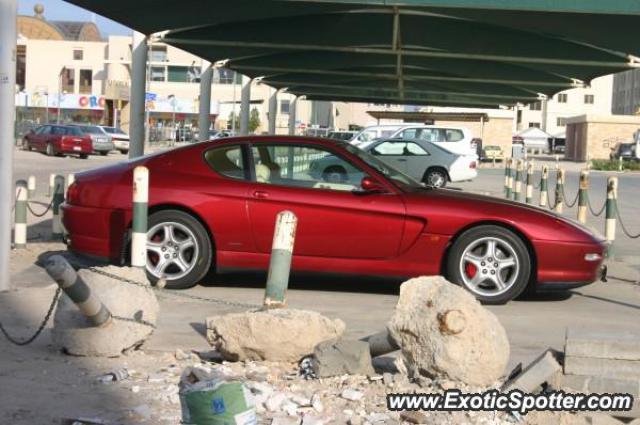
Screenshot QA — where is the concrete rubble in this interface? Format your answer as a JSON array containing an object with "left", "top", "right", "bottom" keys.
[
  {"left": 311, "top": 339, "right": 375, "bottom": 378},
  {"left": 51, "top": 266, "right": 159, "bottom": 357},
  {"left": 388, "top": 276, "right": 510, "bottom": 386},
  {"left": 206, "top": 308, "right": 346, "bottom": 361}
]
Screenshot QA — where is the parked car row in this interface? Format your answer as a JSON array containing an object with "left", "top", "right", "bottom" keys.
[{"left": 22, "top": 124, "right": 130, "bottom": 157}]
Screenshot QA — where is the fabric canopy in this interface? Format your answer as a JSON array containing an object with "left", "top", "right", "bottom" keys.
[{"left": 65, "top": 0, "right": 640, "bottom": 107}]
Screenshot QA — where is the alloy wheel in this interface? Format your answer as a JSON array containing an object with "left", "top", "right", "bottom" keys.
[
  {"left": 146, "top": 222, "right": 199, "bottom": 280},
  {"left": 459, "top": 237, "right": 519, "bottom": 297},
  {"left": 427, "top": 171, "right": 446, "bottom": 188}
]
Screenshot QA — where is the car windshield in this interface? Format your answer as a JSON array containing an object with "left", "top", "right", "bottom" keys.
[
  {"left": 342, "top": 143, "right": 423, "bottom": 190},
  {"left": 80, "top": 126, "right": 102, "bottom": 134},
  {"left": 102, "top": 127, "right": 126, "bottom": 135},
  {"left": 65, "top": 127, "right": 84, "bottom": 136}
]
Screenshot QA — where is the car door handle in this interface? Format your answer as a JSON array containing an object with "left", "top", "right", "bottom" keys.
[{"left": 253, "top": 190, "right": 270, "bottom": 199}]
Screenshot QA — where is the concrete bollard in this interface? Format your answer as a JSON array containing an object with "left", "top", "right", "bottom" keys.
[
  {"left": 131, "top": 166, "right": 149, "bottom": 268},
  {"left": 504, "top": 158, "right": 512, "bottom": 199},
  {"left": 14, "top": 180, "right": 28, "bottom": 249},
  {"left": 555, "top": 154, "right": 560, "bottom": 171},
  {"left": 45, "top": 255, "right": 112, "bottom": 327},
  {"left": 264, "top": 210, "right": 297, "bottom": 309},
  {"left": 539, "top": 165, "right": 548, "bottom": 207},
  {"left": 52, "top": 175, "right": 65, "bottom": 239},
  {"left": 48, "top": 173, "right": 55, "bottom": 196},
  {"left": 577, "top": 170, "right": 590, "bottom": 224},
  {"left": 27, "top": 176, "right": 36, "bottom": 199},
  {"left": 513, "top": 160, "right": 523, "bottom": 202},
  {"left": 605, "top": 176, "right": 618, "bottom": 247},
  {"left": 554, "top": 169, "right": 565, "bottom": 213},
  {"left": 525, "top": 161, "right": 534, "bottom": 204}
]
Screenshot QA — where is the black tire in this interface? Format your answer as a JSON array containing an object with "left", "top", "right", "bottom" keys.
[
  {"left": 120, "top": 150, "right": 129, "bottom": 155},
  {"left": 22, "top": 139, "right": 31, "bottom": 151},
  {"left": 424, "top": 168, "right": 448, "bottom": 188},
  {"left": 99, "top": 151, "right": 109, "bottom": 156},
  {"left": 446, "top": 225, "right": 531, "bottom": 305},
  {"left": 322, "top": 166, "right": 347, "bottom": 183},
  {"left": 79, "top": 154, "right": 89, "bottom": 159},
  {"left": 46, "top": 143, "right": 54, "bottom": 156},
  {"left": 145, "top": 210, "right": 213, "bottom": 290}
]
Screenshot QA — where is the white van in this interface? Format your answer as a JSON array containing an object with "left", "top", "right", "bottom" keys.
[
  {"left": 389, "top": 125, "right": 475, "bottom": 155},
  {"left": 349, "top": 125, "right": 408, "bottom": 144}
]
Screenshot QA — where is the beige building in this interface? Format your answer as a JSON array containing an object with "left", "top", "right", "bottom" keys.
[{"left": 565, "top": 114, "right": 640, "bottom": 161}]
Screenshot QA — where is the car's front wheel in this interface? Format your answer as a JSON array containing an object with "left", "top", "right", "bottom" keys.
[
  {"left": 22, "top": 139, "right": 31, "bottom": 151},
  {"left": 46, "top": 143, "right": 55, "bottom": 156},
  {"left": 446, "top": 225, "right": 531, "bottom": 304},
  {"left": 145, "top": 210, "right": 213, "bottom": 289}
]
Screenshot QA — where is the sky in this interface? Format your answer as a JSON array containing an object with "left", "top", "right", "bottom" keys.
[{"left": 19, "top": 0, "right": 132, "bottom": 36}]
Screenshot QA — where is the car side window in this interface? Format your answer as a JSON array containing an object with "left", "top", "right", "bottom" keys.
[
  {"left": 36, "top": 126, "right": 49, "bottom": 135},
  {"left": 251, "top": 144, "right": 364, "bottom": 192},
  {"left": 203, "top": 145, "right": 247, "bottom": 180},
  {"left": 372, "top": 141, "right": 428, "bottom": 156},
  {"left": 445, "top": 129, "right": 464, "bottom": 142}
]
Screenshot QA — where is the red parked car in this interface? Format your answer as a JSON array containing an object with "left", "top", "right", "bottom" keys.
[
  {"left": 62, "top": 137, "right": 607, "bottom": 304},
  {"left": 23, "top": 124, "right": 93, "bottom": 159}
]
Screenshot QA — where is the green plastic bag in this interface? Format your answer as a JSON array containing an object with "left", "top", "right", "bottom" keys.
[{"left": 180, "top": 379, "right": 256, "bottom": 425}]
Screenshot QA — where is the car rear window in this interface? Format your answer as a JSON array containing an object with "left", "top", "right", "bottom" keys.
[
  {"left": 203, "top": 145, "right": 246, "bottom": 180},
  {"left": 81, "top": 126, "right": 102, "bottom": 134}
]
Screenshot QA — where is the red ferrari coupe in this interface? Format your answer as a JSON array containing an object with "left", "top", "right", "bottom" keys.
[{"left": 61, "top": 137, "right": 606, "bottom": 304}]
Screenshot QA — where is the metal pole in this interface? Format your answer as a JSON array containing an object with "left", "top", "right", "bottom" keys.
[
  {"left": 268, "top": 88, "right": 278, "bottom": 135},
  {"left": 198, "top": 60, "right": 213, "bottom": 142},
  {"left": 577, "top": 170, "right": 589, "bottom": 224},
  {"left": 14, "top": 180, "right": 27, "bottom": 249},
  {"left": 129, "top": 31, "right": 147, "bottom": 159},
  {"left": 539, "top": 165, "right": 548, "bottom": 207},
  {"left": 46, "top": 255, "right": 112, "bottom": 327},
  {"left": 605, "top": 176, "right": 618, "bottom": 252},
  {"left": 231, "top": 73, "right": 237, "bottom": 132},
  {"left": 288, "top": 96, "right": 298, "bottom": 136},
  {"left": 131, "top": 166, "right": 149, "bottom": 268},
  {"left": 541, "top": 97, "right": 548, "bottom": 133},
  {"left": 264, "top": 211, "right": 297, "bottom": 309},
  {"left": 0, "top": 0, "right": 17, "bottom": 292},
  {"left": 144, "top": 43, "right": 152, "bottom": 148},
  {"left": 239, "top": 75, "right": 251, "bottom": 136}
]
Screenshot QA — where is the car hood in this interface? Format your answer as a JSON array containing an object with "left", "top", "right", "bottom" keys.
[{"left": 401, "top": 187, "right": 603, "bottom": 243}]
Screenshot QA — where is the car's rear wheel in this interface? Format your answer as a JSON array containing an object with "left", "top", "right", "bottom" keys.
[
  {"left": 119, "top": 149, "right": 129, "bottom": 155},
  {"left": 22, "top": 139, "right": 31, "bottom": 151},
  {"left": 100, "top": 151, "right": 108, "bottom": 156},
  {"left": 79, "top": 154, "right": 89, "bottom": 159},
  {"left": 145, "top": 210, "right": 212, "bottom": 289},
  {"left": 46, "top": 143, "right": 54, "bottom": 156},
  {"left": 424, "top": 168, "right": 448, "bottom": 188},
  {"left": 446, "top": 225, "right": 531, "bottom": 304},
  {"left": 322, "top": 166, "right": 347, "bottom": 183}
]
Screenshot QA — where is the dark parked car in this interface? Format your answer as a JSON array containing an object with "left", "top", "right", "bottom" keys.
[
  {"left": 62, "top": 136, "right": 607, "bottom": 304},
  {"left": 22, "top": 124, "right": 93, "bottom": 158},
  {"left": 610, "top": 142, "right": 636, "bottom": 161}
]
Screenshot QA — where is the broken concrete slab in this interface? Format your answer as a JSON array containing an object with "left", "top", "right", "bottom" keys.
[
  {"left": 566, "top": 329, "right": 640, "bottom": 361},
  {"left": 52, "top": 266, "right": 158, "bottom": 357},
  {"left": 502, "top": 350, "right": 562, "bottom": 393},
  {"left": 388, "top": 276, "right": 510, "bottom": 386},
  {"left": 564, "top": 357, "right": 640, "bottom": 380},
  {"left": 311, "top": 339, "right": 374, "bottom": 378},
  {"left": 584, "top": 414, "right": 626, "bottom": 425},
  {"left": 206, "top": 309, "right": 345, "bottom": 362}
]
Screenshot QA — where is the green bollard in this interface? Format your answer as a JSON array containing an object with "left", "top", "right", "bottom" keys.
[
  {"left": 539, "top": 165, "right": 549, "bottom": 207},
  {"left": 525, "top": 161, "right": 534, "bottom": 204},
  {"left": 264, "top": 211, "right": 298, "bottom": 309},
  {"left": 513, "top": 160, "right": 523, "bottom": 202},
  {"left": 504, "top": 158, "right": 512, "bottom": 199},
  {"left": 14, "top": 180, "right": 28, "bottom": 249},
  {"left": 27, "top": 176, "right": 36, "bottom": 198},
  {"left": 554, "top": 169, "right": 565, "bottom": 213},
  {"left": 131, "top": 166, "right": 149, "bottom": 268},
  {"left": 52, "top": 175, "right": 65, "bottom": 240},
  {"left": 605, "top": 176, "right": 618, "bottom": 258}
]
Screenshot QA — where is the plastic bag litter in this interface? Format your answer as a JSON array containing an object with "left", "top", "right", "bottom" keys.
[{"left": 180, "top": 367, "right": 256, "bottom": 425}]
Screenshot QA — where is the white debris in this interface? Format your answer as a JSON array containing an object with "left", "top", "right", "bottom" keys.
[{"left": 341, "top": 388, "right": 364, "bottom": 401}]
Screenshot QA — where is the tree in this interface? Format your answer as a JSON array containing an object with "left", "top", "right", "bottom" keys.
[
  {"left": 227, "top": 111, "right": 239, "bottom": 131},
  {"left": 249, "top": 107, "right": 261, "bottom": 133}
]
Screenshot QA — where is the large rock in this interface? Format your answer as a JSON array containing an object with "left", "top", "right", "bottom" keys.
[
  {"left": 311, "top": 339, "right": 375, "bottom": 377},
  {"left": 388, "top": 276, "right": 509, "bottom": 387},
  {"left": 206, "top": 309, "right": 345, "bottom": 362},
  {"left": 52, "top": 266, "right": 159, "bottom": 357}
]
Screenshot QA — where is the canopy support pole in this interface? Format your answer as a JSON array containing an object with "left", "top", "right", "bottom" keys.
[
  {"left": 239, "top": 75, "right": 251, "bottom": 136},
  {"left": 392, "top": 6, "right": 404, "bottom": 101},
  {"left": 268, "top": 88, "right": 279, "bottom": 135},
  {"left": 0, "top": 0, "right": 17, "bottom": 292},
  {"left": 129, "top": 31, "right": 147, "bottom": 159},
  {"left": 199, "top": 60, "right": 213, "bottom": 142},
  {"left": 541, "top": 96, "right": 549, "bottom": 132},
  {"left": 288, "top": 96, "right": 298, "bottom": 135}
]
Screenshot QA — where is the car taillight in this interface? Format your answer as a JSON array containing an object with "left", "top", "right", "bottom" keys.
[
  {"left": 469, "top": 161, "right": 477, "bottom": 169},
  {"left": 66, "top": 182, "right": 80, "bottom": 205}
]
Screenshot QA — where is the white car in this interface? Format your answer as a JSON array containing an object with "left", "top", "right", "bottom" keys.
[
  {"left": 361, "top": 138, "right": 478, "bottom": 188},
  {"left": 349, "top": 125, "right": 408, "bottom": 144},
  {"left": 100, "top": 126, "right": 130, "bottom": 154}
]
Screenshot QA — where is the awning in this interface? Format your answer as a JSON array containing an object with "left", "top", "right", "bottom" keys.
[
  {"left": 65, "top": 0, "right": 640, "bottom": 108},
  {"left": 367, "top": 110, "right": 490, "bottom": 122}
]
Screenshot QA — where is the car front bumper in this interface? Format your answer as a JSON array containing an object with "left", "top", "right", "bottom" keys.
[{"left": 534, "top": 239, "right": 607, "bottom": 288}]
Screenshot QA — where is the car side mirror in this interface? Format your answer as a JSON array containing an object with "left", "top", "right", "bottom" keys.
[{"left": 360, "top": 177, "right": 386, "bottom": 193}]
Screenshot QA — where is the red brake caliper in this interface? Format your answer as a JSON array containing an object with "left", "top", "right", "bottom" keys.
[{"left": 465, "top": 262, "right": 477, "bottom": 279}]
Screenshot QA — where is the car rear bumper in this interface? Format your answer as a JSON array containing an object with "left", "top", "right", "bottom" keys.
[
  {"left": 93, "top": 142, "right": 115, "bottom": 152},
  {"left": 113, "top": 140, "right": 129, "bottom": 150},
  {"left": 60, "top": 143, "right": 92, "bottom": 154},
  {"left": 61, "top": 202, "right": 128, "bottom": 261},
  {"left": 534, "top": 239, "right": 606, "bottom": 287}
]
